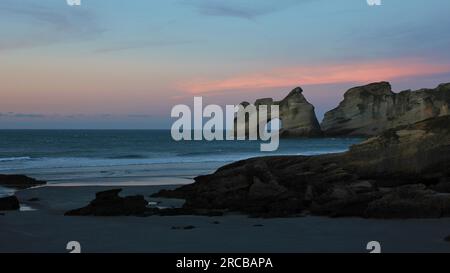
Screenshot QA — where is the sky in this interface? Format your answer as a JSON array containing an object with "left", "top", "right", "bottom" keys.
[{"left": 1, "top": 0, "right": 450, "bottom": 129}]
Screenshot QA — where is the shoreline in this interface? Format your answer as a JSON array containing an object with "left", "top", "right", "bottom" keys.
[
  {"left": 1, "top": 184, "right": 450, "bottom": 253},
  {"left": 1, "top": 115, "right": 449, "bottom": 252}
]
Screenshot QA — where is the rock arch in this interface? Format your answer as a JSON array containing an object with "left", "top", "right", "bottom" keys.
[{"left": 235, "top": 87, "right": 322, "bottom": 137}]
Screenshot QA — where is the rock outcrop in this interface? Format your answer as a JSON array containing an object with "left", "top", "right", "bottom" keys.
[
  {"left": 321, "top": 82, "right": 450, "bottom": 136},
  {"left": 154, "top": 115, "right": 450, "bottom": 218},
  {"left": 235, "top": 87, "right": 322, "bottom": 137},
  {"left": 65, "top": 189, "right": 149, "bottom": 216},
  {"left": 0, "top": 174, "right": 46, "bottom": 189},
  {"left": 65, "top": 188, "right": 225, "bottom": 217},
  {"left": 0, "top": 196, "right": 20, "bottom": 211}
]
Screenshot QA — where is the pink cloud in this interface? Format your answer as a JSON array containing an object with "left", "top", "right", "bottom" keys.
[{"left": 179, "top": 59, "right": 450, "bottom": 94}]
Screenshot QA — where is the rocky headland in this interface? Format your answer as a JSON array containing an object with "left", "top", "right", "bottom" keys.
[
  {"left": 321, "top": 82, "right": 450, "bottom": 136},
  {"left": 153, "top": 115, "right": 450, "bottom": 218}
]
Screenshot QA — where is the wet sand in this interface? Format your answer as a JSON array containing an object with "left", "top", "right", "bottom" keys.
[{"left": 1, "top": 185, "right": 450, "bottom": 253}]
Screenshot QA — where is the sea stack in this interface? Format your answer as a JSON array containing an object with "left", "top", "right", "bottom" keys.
[
  {"left": 235, "top": 87, "right": 322, "bottom": 137},
  {"left": 321, "top": 82, "right": 450, "bottom": 136}
]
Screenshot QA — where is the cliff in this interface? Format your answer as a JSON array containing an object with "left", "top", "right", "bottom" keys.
[{"left": 321, "top": 82, "right": 450, "bottom": 136}]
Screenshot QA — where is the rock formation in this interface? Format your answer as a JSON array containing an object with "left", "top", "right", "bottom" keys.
[
  {"left": 235, "top": 87, "right": 322, "bottom": 137},
  {"left": 0, "top": 174, "right": 46, "bottom": 189},
  {"left": 154, "top": 115, "right": 450, "bottom": 218},
  {"left": 65, "top": 189, "right": 149, "bottom": 216},
  {"left": 321, "top": 82, "right": 450, "bottom": 136},
  {"left": 65, "top": 188, "right": 224, "bottom": 217},
  {"left": 0, "top": 196, "right": 20, "bottom": 211}
]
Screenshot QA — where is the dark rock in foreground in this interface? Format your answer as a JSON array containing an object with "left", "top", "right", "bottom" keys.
[
  {"left": 65, "top": 188, "right": 225, "bottom": 217},
  {"left": 65, "top": 189, "right": 148, "bottom": 216},
  {"left": 0, "top": 196, "right": 20, "bottom": 211},
  {"left": 0, "top": 174, "right": 46, "bottom": 189},
  {"left": 154, "top": 116, "right": 450, "bottom": 218}
]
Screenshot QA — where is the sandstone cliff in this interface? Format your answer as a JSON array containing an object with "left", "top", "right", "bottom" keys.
[
  {"left": 321, "top": 82, "right": 450, "bottom": 136},
  {"left": 235, "top": 87, "right": 322, "bottom": 137}
]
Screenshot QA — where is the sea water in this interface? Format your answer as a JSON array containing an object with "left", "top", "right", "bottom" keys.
[{"left": 0, "top": 130, "right": 362, "bottom": 196}]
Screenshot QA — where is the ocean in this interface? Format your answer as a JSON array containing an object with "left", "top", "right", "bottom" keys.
[{"left": 0, "top": 130, "right": 362, "bottom": 196}]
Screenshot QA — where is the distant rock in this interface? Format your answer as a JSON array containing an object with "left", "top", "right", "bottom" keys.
[
  {"left": 154, "top": 115, "right": 450, "bottom": 218},
  {"left": 235, "top": 87, "right": 322, "bottom": 137},
  {"left": 65, "top": 189, "right": 148, "bottom": 216},
  {"left": 0, "top": 196, "right": 20, "bottom": 211},
  {"left": 321, "top": 82, "right": 450, "bottom": 136},
  {"left": 0, "top": 174, "right": 46, "bottom": 189}
]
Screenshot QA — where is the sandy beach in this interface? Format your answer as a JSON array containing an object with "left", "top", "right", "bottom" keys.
[{"left": 1, "top": 184, "right": 450, "bottom": 253}]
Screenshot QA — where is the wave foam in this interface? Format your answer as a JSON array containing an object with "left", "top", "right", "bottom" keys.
[{"left": 0, "top": 156, "right": 32, "bottom": 162}]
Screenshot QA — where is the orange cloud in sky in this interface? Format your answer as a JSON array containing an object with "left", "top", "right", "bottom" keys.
[{"left": 180, "top": 59, "right": 450, "bottom": 94}]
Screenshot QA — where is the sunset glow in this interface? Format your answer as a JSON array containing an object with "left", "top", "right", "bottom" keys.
[
  {"left": 180, "top": 59, "right": 450, "bottom": 94},
  {"left": 1, "top": 0, "right": 449, "bottom": 128}
]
